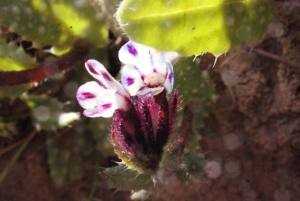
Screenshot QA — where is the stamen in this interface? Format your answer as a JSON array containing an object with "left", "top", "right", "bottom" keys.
[{"left": 144, "top": 72, "right": 166, "bottom": 87}]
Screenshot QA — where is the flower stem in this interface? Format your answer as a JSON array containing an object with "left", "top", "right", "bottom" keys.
[{"left": 0, "top": 41, "right": 90, "bottom": 86}]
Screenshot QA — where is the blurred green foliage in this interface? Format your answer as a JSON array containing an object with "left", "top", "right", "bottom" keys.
[{"left": 0, "top": 0, "right": 108, "bottom": 71}]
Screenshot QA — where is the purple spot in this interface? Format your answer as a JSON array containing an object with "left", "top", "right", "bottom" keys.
[
  {"left": 79, "top": 92, "right": 96, "bottom": 100},
  {"left": 87, "top": 63, "right": 99, "bottom": 75},
  {"left": 138, "top": 86, "right": 146, "bottom": 91},
  {"left": 101, "top": 71, "right": 112, "bottom": 82},
  {"left": 100, "top": 103, "right": 112, "bottom": 111},
  {"left": 126, "top": 77, "right": 134, "bottom": 86},
  {"left": 141, "top": 75, "right": 145, "bottom": 80},
  {"left": 168, "top": 72, "right": 174, "bottom": 81},
  {"left": 153, "top": 68, "right": 157, "bottom": 72},
  {"left": 127, "top": 44, "right": 138, "bottom": 56}
]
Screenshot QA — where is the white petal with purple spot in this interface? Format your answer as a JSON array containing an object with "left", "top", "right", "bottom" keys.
[
  {"left": 121, "top": 64, "right": 145, "bottom": 96},
  {"left": 85, "top": 59, "right": 129, "bottom": 98},
  {"left": 137, "top": 85, "right": 164, "bottom": 97},
  {"left": 76, "top": 81, "right": 102, "bottom": 110},
  {"left": 76, "top": 60, "right": 131, "bottom": 118},
  {"left": 163, "top": 61, "right": 174, "bottom": 93},
  {"left": 119, "top": 42, "right": 154, "bottom": 75},
  {"left": 118, "top": 41, "right": 179, "bottom": 97},
  {"left": 95, "top": 90, "right": 121, "bottom": 118}
]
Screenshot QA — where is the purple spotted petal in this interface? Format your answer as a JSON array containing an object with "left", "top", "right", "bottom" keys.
[
  {"left": 121, "top": 64, "right": 145, "bottom": 96},
  {"left": 137, "top": 85, "right": 164, "bottom": 97},
  {"left": 127, "top": 43, "right": 138, "bottom": 56},
  {"left": 119, "top": 42, "right": 153, "bottom": 75},
  {"left": 76, "top": 81, "right": 102, "bottom": 110},
  {"left": 76, "top": 81, "right": 129, "bottom": 118},
  {"left": 119, "top": 42, "right": 179, "bottom": 97},
  {"left": 85, "top": 60, "right": 129, "bottom": 98},
  {"left": 96, "top": 89, "right": 130, "bottom": 118},
  {"left": 83, "top": 109, "right": 103, "bottom": 118},
  {"left": 163, "top": 61, "right": 174, "bottom": 93}
]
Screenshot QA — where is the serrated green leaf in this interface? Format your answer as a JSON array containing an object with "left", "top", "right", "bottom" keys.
[
  {"left": 103, "top": 163, "right": 154, "bottom": 191},
  {"left": 0, "top": 0, "right": 107, "bottom": 52},
  {"left": 174, "top": 57, "right": 215, "bottom": 108},
  {"left": 117, "top": 0, "right": 273, "bottom": 56},
  {"left": 0, "top": 40, "right": 36, "bottom": 71}
]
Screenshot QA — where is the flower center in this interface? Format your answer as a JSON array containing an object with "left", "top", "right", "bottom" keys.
[{"left": 143, "top": 72, "right": 165, "bottom": 87}]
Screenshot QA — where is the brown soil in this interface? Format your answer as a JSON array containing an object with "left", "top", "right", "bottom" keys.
[{"left": 0, "top": 1, "right": 300, "bottom": 201}]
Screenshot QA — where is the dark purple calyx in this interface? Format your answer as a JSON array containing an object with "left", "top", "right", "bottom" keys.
[{"left": 109, "top": 90, "right": 180, "bottom": 172}]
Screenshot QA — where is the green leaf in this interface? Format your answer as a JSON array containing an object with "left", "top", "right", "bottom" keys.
[
  {"left": 0, "top": 0, "right": 107, "bottom": 52},
  {"left": 173, "top": 57, "right": 215, "bottom": 109},
  {"left": 46, "top": 121, "right": 91, "bottom": 187},
  {"left": 103, "top": 163, "right": 154, "bottom": 191},
  {"left": 0, "top": 40, "right": 36, "bottom": 71},
  {"left": 117, "top": 0, "right": 273, "bottom": 56}
]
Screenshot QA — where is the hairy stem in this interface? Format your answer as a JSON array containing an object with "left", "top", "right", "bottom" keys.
[{"left": 0, "top": 41, "right": 90, "bottom": 86}]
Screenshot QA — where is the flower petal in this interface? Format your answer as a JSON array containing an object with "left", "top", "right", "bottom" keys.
[
  {"left": 162, "top": 52, "right": 180, "bottom": 64},
  {"left": 121, "top": 65, "right": 145, "bottom": 96},
  {"left": 77, "top": 81, "right": 128, "bottom": 118},
  {"left": 163, "top": 61, "right": 174, "bottom": 93},
  {"left": 136, "top": 86, "right": 164, "bottom": 97},
  {"left": 96, "top": 90, "right": 120, "bottom": 118},
  {"left": 118, "top": 41, "right": 179, "bottom": 97},
  {"left": 83, "top": 108, "right": 104, "bottom": 118},
  {"left": 76, "top": 81, "right": 103, "bottom": 110},
  {"left": 119, "top": 41, "right": 154, "bottom": 75},
  {"left": 85, "top": 59, "right": 129, "bottom": 97}
]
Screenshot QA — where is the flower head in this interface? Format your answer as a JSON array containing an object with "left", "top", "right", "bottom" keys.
[
  {"left": 119, "top": 41, "right": 179, "bottom": 97},
  {"left": 76, "top": 42, "right": 183, "bottom": 172},
  {"left": 76, "top": 59, "right": 129, "bottom": 118}
]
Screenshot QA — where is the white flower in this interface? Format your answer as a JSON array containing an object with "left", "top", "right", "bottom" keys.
[
  {"left": 76, "top": 60, "right": 129, "bottom": 118},
  {"left": 119, "top": 41, "right": 179, "bottom": 97}
]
